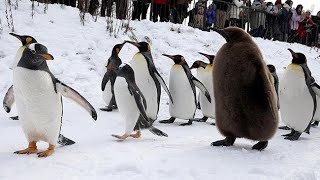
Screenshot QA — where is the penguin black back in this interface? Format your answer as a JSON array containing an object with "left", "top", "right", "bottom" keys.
[{"left": 211, "top": 27, "right": 279, "bottom": 150}]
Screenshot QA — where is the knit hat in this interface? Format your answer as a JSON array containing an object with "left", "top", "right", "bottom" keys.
[
  {"left": 275, "top": 0, "right": 282, "bottom": 5},
  {"left": 285, "top": 0, "right": 292, "bottom": 6}
]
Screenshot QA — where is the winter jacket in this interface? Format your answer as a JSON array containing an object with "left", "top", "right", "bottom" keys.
[
  {"left": 280, "top": 3, "right": 292, "bottom": 33},
  {"left": 290, "top": 8, "right": 303, "bottom": 30},
  {"left": 229, "top": 0, "right": 243, "bottom": 19},
  {"left": 215, "top": 0, "right": 232, "bottom": 12},
  {"left": 207, "top": 6, "right": 216, "bottom": 25},
  {"left": 250, "top": 0, "right": 266, "bottom": 29},
  {"left": 297, "top": 17, "right": 314, "bottom": 37},
  {"left": 153, "top": 0, "right": 167, "bottom": 5}
]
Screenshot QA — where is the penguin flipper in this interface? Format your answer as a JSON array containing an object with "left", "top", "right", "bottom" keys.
[
  {"left": 311, "top": 82, "right": 320, "bottom": 97},
  {"left": 57, "top": 134, "right": 76, "bottom": 146},
  {"left": 129, "top": 85, "right": 149, "bottom": 122},
  {"left": 3, "top": 85, "right": 14, "bottom": 113},
  {"left": 148, "top": 126, "right": 168, "bottom": 137},
  {"left": 191, "top": 77, "right": 211, "bottom": 103},
  {"left": 101, "top": 71, "right": 111, "bottom": 91},
  {"left": 56, "top": 81, "right": 97, "bottom": 120},
  {"left": 154, "top": 71, "right": 174, "bottom": 104}
]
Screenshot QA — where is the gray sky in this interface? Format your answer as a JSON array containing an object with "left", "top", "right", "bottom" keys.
[{"left": 292, "top": 0, "right": 319, "bottom": 15}]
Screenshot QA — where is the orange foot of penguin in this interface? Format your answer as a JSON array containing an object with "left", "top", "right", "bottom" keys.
[
  {"left": 37, "top": 144, "right": 55, "bottom": 158},
  {"left": 130, "top": 131, "right": 141, "bottom": 138},
  {"left": 112, "top": 134, "right": 130, "bottom": 140},
  {"left": 14, "top": 141, "right": 37, "bottom": 154}
]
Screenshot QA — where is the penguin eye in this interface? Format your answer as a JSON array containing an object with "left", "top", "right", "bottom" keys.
[{"left": 31, "top": 50, "right": 36, "bottom": 54}]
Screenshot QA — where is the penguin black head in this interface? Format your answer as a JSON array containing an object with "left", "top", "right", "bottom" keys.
[
  {"left": 288, "top": 48, "right": 307, "bottom": 64},
  {"left": 198, "top": 52, "right": 215, "bottom": 64},
  {"left": 125, "top": 41, "right": 151, "bottom": 52},
  {"left": 112, "top": 42, "right": 125, "bottom": 55},
  {"left": 116, "top": 63, "right": 135, "bottom": 80},
  {"left": 18, "top": 43, "right": 54, "bottom": 69},
  {"left": 10, "top": 33, "right": 37, "bottom": 46},
  {"left": 190, "top": 60, "right": 208, "bottom": 69},
  {"left": 267, "top": 64, "right": 276, "bottom": 73},
  {"left": 210, "top": 27, "right": 250, "bottom": 43},
  {"left": 162, "top": 54, "right": 185, "bottom": 64}
]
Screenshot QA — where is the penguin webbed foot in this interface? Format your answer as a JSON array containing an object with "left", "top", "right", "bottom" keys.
[
  {"left": 130, "top": 131, "right": 141, "bottom": 138},
  {"left": 180, "top": 119, "right": 193, "bottom": 126},
  {"left": 159, "top": 117, "right": 175, "bottom": 124},
  {"left": 281, "top": 129, "right": 295, "bottom": 137},
  {"left": 14, "top": 142, "right": 37, "bottom": 154},
  {"left": 312, "top": 121, "right": 319, "bottom": 127},
  {"left": 278, "top": 126, "right": 291, "bottom": 130},
  {"left": 284, "top": 130, "right": 302, "bottom": 141},
  {"left": 10, "top": 116, "right": 19, "bottom": 120},
  {"left": 252, "top": 141, "right": 268, "bottom": 151},
  {"left": 192, "top": 116, "right": 208, "bottom": 122},
  {"left": 112, "top": 133, "right": 130, "bottom": 140},
  {"left": 37, "top": 144, "right": 55, "bottom": 158},
  {"left": 211, "top": 136, "right": 236, "bottom": 147},
  {"left": 211, "top": 122, "right": 216, "bottom": 126}
]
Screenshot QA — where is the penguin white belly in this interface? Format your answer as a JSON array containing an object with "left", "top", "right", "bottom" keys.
[
  {"left": 13, "top": 67, "right": 62, "bottom": 145},
  {"left": 114, "top": 77, "right": 140, "bottom": 134},
  {"left": 169, "top": 65, "right": 196, "bottom": 119},
  {"left": 130, "top": 53, "right": 158, "bottom": 120},
  {"left": 199, "top": 66, "right": 215, "bottom": 118},
  {"left": 279, "top": 65, "right": 313, "bottom": 132},
  {"left": 102, "top": 81, "right": 113, "bottom": 104}
]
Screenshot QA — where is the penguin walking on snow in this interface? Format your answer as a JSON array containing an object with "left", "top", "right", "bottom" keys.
[
  {"left": 101, "top": 43, "right": 125, "bottom": 111},
  {"left": 159, "top": 54, "right": 211, "bottom": 126},
  {"left": 279, "top": 49, "right": 320, "bottom": 140},
  {"left": 112, "top": 64, "right": 168, "bottom": 140},
  {"left": 126, "top": 41, "right": 173, "bottom": 121},
  {"left": 191, "top": 52, "right": 216, "bottom": 124},
  {"left": 3, "top": 33, "right": 76, "bottom": 145},
  {"left": 210, "top": 27, "right": 278, "bottom": 151},
  {"left": 9, "top": 42, "right": 97, "bottom": 157}
]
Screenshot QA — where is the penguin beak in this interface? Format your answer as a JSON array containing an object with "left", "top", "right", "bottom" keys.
[
  {"left": 210, "top": 28, "right": 229, "bottom": 41},
  {"left": 199, "top": 52, "right": 215, "bottom": 64},
  {"left": 9, "top": 33, "right": 22, "bottom": 42},
  {"left": 288, "top": 48, "right": 298, "bottom": 58},
  {"left": 162, "top": 54, "right": 174, "bottom": 60},
  {"left": 125, "top": 41, "right": 140, "bottom": 48},
  {"left": 39, "top": 53, "right": 54, "bottom": 60}
]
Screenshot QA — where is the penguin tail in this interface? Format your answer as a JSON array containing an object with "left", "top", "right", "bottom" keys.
[
  {"left": 149, "top": 127, "right": 168, "bottom": 137},
  {"left": 57, "top": 134, "right": 76, "bottom": 146}
]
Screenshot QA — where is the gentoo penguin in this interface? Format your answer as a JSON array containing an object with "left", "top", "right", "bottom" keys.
[
  {"left": 192, "top": 52, "right": 216, "bottom": 124},
  {"left": 279, "top": 49, "right": 320, "bottom": 140},
  {"left": 126, "top": 41, "right": 173, "bottom": 121},
  {"left": 211, "top": 27, "right": 278, "bottom": 150},
  {"left": 159, "top": 54, "right": 211, "bottom": 126},
  {"left": 3, "top": 33, "right": 76, "bottom": 145},
  {"left": 3, "top": 33, "right": 37, "bottom": 120},
  {"left": 101, "top": 42, "right": 125, "bottom": 111},
  {"left": 11, "top": 43, "right": 97, "bottom": 157},
  {"left": 112, "top": 63, "right": 167, "bottom": 140}
]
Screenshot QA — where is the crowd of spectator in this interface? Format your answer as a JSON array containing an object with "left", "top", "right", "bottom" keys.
[{"left": 47, "top": 0, "right": 320, "bottom": 47}]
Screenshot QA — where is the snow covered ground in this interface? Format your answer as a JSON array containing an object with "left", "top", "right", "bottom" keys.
[{"left": 1, "top": 1, "right": 320, "bottom": 179}]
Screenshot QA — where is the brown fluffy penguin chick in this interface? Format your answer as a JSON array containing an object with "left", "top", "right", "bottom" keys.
[{"left": 211, "top": 27, "right": 279, "bottom": 151}]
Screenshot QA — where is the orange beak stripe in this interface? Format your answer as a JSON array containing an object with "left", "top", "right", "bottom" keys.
[{"left": 39, "top": 54, "right": 54, "bottom": 60}]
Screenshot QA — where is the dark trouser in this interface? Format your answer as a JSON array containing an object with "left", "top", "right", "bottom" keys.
[
  {"left": 101, "top": 0, "right": 128, "bottom": 19},
  {"left": 230, "top": 18, "right": 240, "bottom": 27},
  {"left": 171, "top": 4, "right": 187, "bottom": 24},
  {"left": 152, "top": 3, "right": 169, "bottom": 22},
  {"left": 51, "top": 0, "right": 76, "bottom": 7},
  {"left": 250, "top": 25, "right": 264, "bottom": 38},
  {"left": 132, "top": 1, "right": 150, "bottom": 20}
]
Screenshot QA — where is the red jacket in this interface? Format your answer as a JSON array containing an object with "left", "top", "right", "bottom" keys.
[
  {"left": 153, "top": 0, "right": 167, "bottom": 5},
  {"left": 297, "top": 18, "right": 314, "bottom": 37}
]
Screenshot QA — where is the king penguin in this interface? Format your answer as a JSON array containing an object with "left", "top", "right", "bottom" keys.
[
  {"left": 159, "top": 54, "right": 211, "bottom": 126},
  {"left": 3, "top": 33, "right": 76, "bottom": 145},
  {"left": 10, "top": 43, "right": 97, "bottom": 157},
  {"left": 112, "top": 63, "right": 168, "bottom": 140},
  {"left": 279, "top": 49, "right": 320, "bottom": 140},
  {"left": 211, "top": 27, "right": 278, "bottom": 150},
  {"left": 267, "top": 64, "right": 280, "bottom": 110},
  {"left": 192, "top": 52, "right": 216, "bottom": 124},
  {"left": 101, "top": 42, "right": 125, "bottom": 111},
  {"left": 126, "top": 41, "right": 173, "bottom": 121}
]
